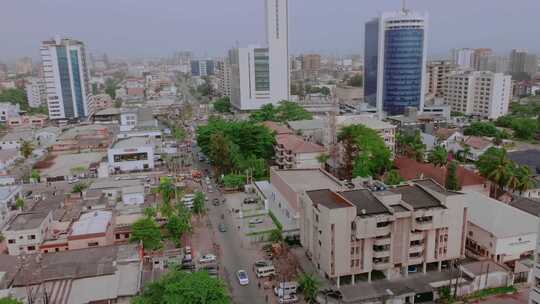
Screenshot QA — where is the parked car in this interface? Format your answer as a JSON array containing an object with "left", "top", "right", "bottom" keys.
[
  {"left": 184, "top": 246, "right": 192, "bottom": 255},
  {"left": 199, "top": 254, "right": 217, "bottom": 264},
  {"left": 254, "top": 260, "right": 272, "bottom": 268},
  {"left": 278, "top": 294, "right": 298, "bottom": 304},
  {"left": 249, "top": 218, "right": 264, "bottom": 225},
  {"left": 237, "top": 270, "right": 249, "bottom": 286},
  {"left": 218, "top": 223, "right": 227, "bottom": 232},
  {"left": 243, "top": 197, "right": 257, "bottom": 204},
  {"left": 200, "top": 265, "right": 218, "bottom": 277},
  {"left": 212, "top": 198, "right": 220, "bottom": 206}
]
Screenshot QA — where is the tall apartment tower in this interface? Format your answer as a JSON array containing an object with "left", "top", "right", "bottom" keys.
[
  {"left": 426, "top": 60, "right": 455, "bottom": 99},
  {"left": 364, "top": 9, "right": 428, "bottom": 115},
  {"left": 510, "top": 49, "right": 538, "bottom": 78},
  {"left": 40, "top": 36, "right": 91, "bottom": 121},
  {"left": 444, "top": 71, "right": 511, "bottom": 119},
  {"left": 230, "top": 0, "right": 289, "bottom": 110},
  {"left": 450, "top": 48, "right": 475, "bottom": 69}
]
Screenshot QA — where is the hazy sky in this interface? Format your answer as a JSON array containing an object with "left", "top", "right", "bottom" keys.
[{"left": 1, "top": 0, "right": 538, "bottom": 61}]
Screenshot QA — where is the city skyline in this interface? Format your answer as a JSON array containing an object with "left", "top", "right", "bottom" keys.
[{"left": 1, "top": 0, "right": 539, "bottom": 61}]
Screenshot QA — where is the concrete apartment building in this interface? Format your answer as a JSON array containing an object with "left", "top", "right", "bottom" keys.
[
  {"left": 444, "top": 70, "right": 511, "bottom": 119},
  {"left": 510, "top": 49, "right": 538, "bottom": 78},
  {"left": 215, "top": 59, "right": 232, "bottom": 97},
  {"left": 426, "top": 60, "right": 455, "bottom": 99},
  {"left": 530, "top": 221, "right": 540, "bottom": 304},
  {"left": 0, "top": 186, "right": 22, "bottom": 229},
  {"left": 298, "top": 179, "right": 467, "bottom": 286},
  {"left": 4, "top": 211, "right": 53, "bottom": 255},
  {"left": 275, "top": 134, "right": 325, "bottom": 169},
  {"left": 25, "top": 77, "right": 46, "bottom": 108},
  {"left": 68, "top": 210, "right": 114, "bottom": 250},
  {"left": 302, "top": 54, "right": 321, "bottom": 80}
]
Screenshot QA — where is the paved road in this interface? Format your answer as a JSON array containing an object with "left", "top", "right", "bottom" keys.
[{"left": 192, "top": 152, "right": 267, "bottom": 304}]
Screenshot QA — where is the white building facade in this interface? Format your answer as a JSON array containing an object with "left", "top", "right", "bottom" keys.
[
  {"left": 107, "top": 137, "right": 155, "bottom": 173},
  {"left": 25, "top": 77, "right": 46, "bottom": 108},
  {"left": 40, "top": 36, "right": 92, "bottom": 121},
  {"left": 230, "top": 0, "right": 289, "bottom": 110},
  {"left": 444, "top": 71, "right": 511, "bottom": 119},
  {"left": 451, "top": 48, "right": 475, "bottom": 69}
]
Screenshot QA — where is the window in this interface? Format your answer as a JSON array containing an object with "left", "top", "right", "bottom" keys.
[
  {"left": 55, "top": 248, "right": 59, "bottom": 252},
  {"left": 116, "top": 234, "right": 121, "bottom": 239},
  {"left": 88, "top": 242, "right": 99, "bottom": 247},
  {"left": 8, "top": 239, "right": 15, "bottom": 244},
  {"left": 28, "top": 235, "right": 36, "bottom": 240},
  {"left": 27, "top": 246, "right": 36, "bottom": 251}
]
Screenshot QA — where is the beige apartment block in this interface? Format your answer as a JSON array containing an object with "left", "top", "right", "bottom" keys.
[{"left": 299, "top": 179, "right": 467, "bottom": 286}]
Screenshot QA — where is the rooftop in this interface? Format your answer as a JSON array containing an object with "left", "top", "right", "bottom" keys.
[
  {"left": 389, "top": 184, "right": 444, "bottom": 209},
  {"left": 339, "top": 189, "right": 391, "bottom": 216},
  {"left": 336, "top": 115, "right": 395, "bottom": 130},
  {"left": 508, "top": 149, "right": 540, "bottom": 174},
  {"left": 276, "top": 134, "right": 325, "bottom": 153},
  {"left": 0, "top": 149, "right": 19, "bottom": 162},
  {"left": 95, "top": 108, "right": 121, "bottom": 116},
  {"left": 509, "top": 197, "right": 540, "bottom": 217},
  {"left": 0, "top": 185, "right": 21, "bottom": 201},
  {"left": 262, "top": 121, "right": 293, "bottom": 135},
  {"left": 1, "top": 128, "right": 34, "bottom": 142},
  {"left": 461, "top": 260, "right": 509, "bottom": 277},
  {"left": 89, "top": 176, "right": 145, "bottom": 190},
  {"left": 306, "top": 189, "right": 352, "bottom": 209},
  {"left": 111, "top": 136, "right": 153, "bottom": 149},
  {"left": 7, "top": 212, "right": 49, "bottom": 231},
  {"left": 465, "top": 190, "right": 538, "bottom": 238},
  {"left": 272, "top": 168, "right": 342, "bottom": 193},
  {"left": 70, "top": 210, "right": 113, "bottom": 236},
  {"left": 286, "top": 119, "right": 326, "bottom": 131},
  {"left": 395, "top": 157, "right": 485, "bottom": 189},
  {"left": 463, "top": 136, "right": 493, "bottom": 150}
]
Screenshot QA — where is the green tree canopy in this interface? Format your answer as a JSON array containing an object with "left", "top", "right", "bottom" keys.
[
  {"left": 19, "top": 141, "right": 34, "bottom": 159},
  {"left": 445, "top": 160, "right": 461, "bottom": 191},
  {"left": 0, "top": 88, "right": 29, "bottom": 111},
  {"left": 428, "top": 146, "right": 448, "bottom": 168},
  {"left": 71, "top": 182, "right": 88, "bottom": 194},
  {"left": 222, "top": 174, "right": 246, "bottom": 189},
  {"left": 165, "top": 207, "right": 192, "bottom": 247},
  {"left": 0, "top": 297, "right": 22, "bottom": 304},
  {"left": 104, "top": 78, "right": 118, "bottom": 99},
  {"left": 192, "top": 191, "right": 205, "bottom": 215},
  {"left": 297, "top": 273, "right": 321, "bottom": 304},
  {"left": 338, "top": 124, "right": 392, "bottom": 179},
  {"left": 132, "top": 269, "right": 229, "bottom": 304},
  {"left": 464, "top": 122, "right": 504, "bottom": 138},
  {"left": 396, "top": 130, "right": 425, "bottom": 162},
  {"left": 130, "top": 217, "right": 162, "bottom": 251},
  {"left": 347, "top": 74, "right": 363, "bottom": 87},
  {"left": 213, "top": 97, "right": 231, "bottom": 113},
  {"left": 384, "top": 170, "right": 403, "bottom": 186},
  {"left": 249, "top": 101, "right": 312, "bottom": 123}
]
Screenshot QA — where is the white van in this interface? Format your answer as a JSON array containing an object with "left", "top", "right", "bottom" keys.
[
  {"left": 274, "top": 281, "right": 298, "bottom": 297},
  {"left": 256, "top": 265, "right": 276, "bottom": 278}
]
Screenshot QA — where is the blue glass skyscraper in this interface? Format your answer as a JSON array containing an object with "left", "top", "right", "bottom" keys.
[{"left": 364, "top": 10, "right": 428, "bottom": 116}]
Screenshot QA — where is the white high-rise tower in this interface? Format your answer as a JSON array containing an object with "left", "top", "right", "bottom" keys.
[
  {"left": 230, "top": 0, "right": 290, "bottom": 110},
  {"left": 265, "top": 0, "right": 289, "bottom": 103},
  {"left": 40, "top": 36, "right": 91, "bottom": 121}
]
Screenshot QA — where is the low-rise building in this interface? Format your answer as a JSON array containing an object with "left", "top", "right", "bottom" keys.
[
  {"left": 88, "top": 93, "right": 114, "bottom": 115},
  {"left": 448, "top": 135, "right": 494, "bottom": 161},
  {"left": 0, "top": 185, "right": 22, "bottom": 229},
  {"left": 299, "top": 179, "right": 467, "bottom": 285},
  {"left": 464, "top": 191, "right": 537, "bottom": 266},
  {"left": 3, "top": 211, "right": 53, "bottom": 255},
  {"left": 336, "top": 115, "right": 396, "bottom": 155},
  {"left": 0, "top": 103, "right": 20, "bottom": 123},
  {"left": 286, "top": 119, "right": 328, "bottom": 145},
  {"left": 508, "top": 150, "right": 540, "bottom": 199},
  {"left": 0, "top": 149, "right": 20, "bottom": 172},
  {"left": 107, "top": 137, "right": 155, "bottom": 173},
  {"left": 68, "top": 210, "right": 114, "bottom": 250},
  {"left": 275, "top": 134, "right": 325, "bottom": 169}
]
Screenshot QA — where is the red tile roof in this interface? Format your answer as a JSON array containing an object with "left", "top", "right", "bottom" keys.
[
  {"left": 394, "top": 157, "right": 486, "bottom": 187},
  {"left": 463, "top": 136, "right": 492, "bottom": 150},
  {"left": 276, "top": 134, "right": 325, "bottom": 154},
  {"left": 435, "top": 128, "right": 459, "bottom": 140},
  {"left": 262, "top": 121, "right": 293, "bottom": 135}
]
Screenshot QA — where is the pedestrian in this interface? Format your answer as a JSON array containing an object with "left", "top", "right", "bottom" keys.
[{"left": 258, "top": 282, "right": 261, "bottom": 289}]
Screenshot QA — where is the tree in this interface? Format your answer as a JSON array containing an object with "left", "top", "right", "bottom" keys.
[
  {"left": 249, "top": 101, "right": 312, "bottom": 123},
  {"left": 445, "top": 161, "right": 461, "bottom": 191},
  {"left": 297, "top": 272, "right": 321, "bottom": 304},
  {"left": 156, "top": 177, "right": 176, "bottom": 207},
  {"left": 71, "top": 182, "right": 88, "bottom": 195},
  {"left": 347, "top": 74, "right": 363, "bottom": 87},
  {"left": 209, "top": 132, "right": 234, "bottom": 177},
  {"left": 144, "top": 207, "right": 157, "bottom": 218},
  {"left": 513, "top": 165, "right": 535, "bottom": 195},
  {"left": 384, "top": 170, "right": 403, "bottom": 186},
  {"left": 104, "top": 78, "right": 118, "bottom": 99},
  {"left": 213, "top": 97, "right": 231, "bottom": 113},
  {"left": 130, "top": 217, "right": 162, "bottom": 251},
  {"left": 428, "top": 146, "right": 448, "bottom": 168},
  {"left": 221, "top": 174, "right": 246, "bottom": 189},
  {"left": 338, "top": 125, "right": 392, "bottom": 179},
  {"left": 14, "top": 197, "right": 24, "bottom": 210},
  {"left": 166, "top": 207, "right": 192, "bottom": 247},
  {"left": 30, "top": 169, "right": 40, "bottom": 183},
  {"left": 192, "top": 191, "right": 205, "bottom": 215},
  {"left": 0, "top": 88, "right": 29, "bottom": 111},
  {"left": 320, "top": 87, "right": 331, "bottom": 96},
  {"left": 0, "top": 232, "right": 4, "bottom": 242},
  {"left": 316, "top": 153, "right": 330, "bottom": 166},
  {"left": 268, "top": 229, "right": 283, "bottom": 243},
  {"left": 19, "top": 141, "right": 34, "bottom": 159},
  {"left": 132, "top": 269, "right": 229, "bottom": 304},
  {"left": 464, "top": 122, "right": 502, "bottom": 137},
  {"left": 0, "top": 297, "right": 22, "bottom": 304},
  {"left": 396, "top": 131, "right": 425, "bottom": 161},
  {"left": 511, "top": 117, "right": 538, "bottom": 140},
  {"left": 477, "top": 147, "right": 512, "bottom": 198}
]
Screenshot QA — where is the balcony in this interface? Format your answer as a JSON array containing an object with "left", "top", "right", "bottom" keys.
[
  {"left": 374, "top": 236, "right": 391, "bottom": 246},
  {"left": 409, "top": 245, "right": 424, "bottom": 254},
  {"left": 414, "top": 216, "right": 433, "bottom": 230},
  {"left": 408, "top": 256, "right": 424, "bottom": 265},
  {"left": 410, "top": 231, "right": 424, "bottom": 241},
  {"left": 372, "top": 258, "right": 392, "bottom": 271},
  {"left": 375, "top": 224, "right": 392, "bottom": 237},
  {"left": 373, "top": 250, "right": 391, "bottom": 258}
]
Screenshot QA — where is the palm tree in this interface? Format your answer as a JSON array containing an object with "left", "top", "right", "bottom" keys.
[
  {"left": 487, "top": 157, "right": 512, "bottom": 198},
  {"left": 316, "top": 153, "right": 330, "bottom": 167},
  {"left": 515, "top": 166, "right": 535, "bottom": 195},
  {"left": 428, "top": 146, "right": 448, "bottom": 168},
  {"left": 458, "top": 146, "right": 471, "bottom": 162},
  {"left": 19, "top": 140, "right": 34, "bottom": 159},
  {"left": 269, "top": 229, "right": 283, "bottom": 244},
  {"left": 71, "top": 182, "right": 88, "bottom": 196},
  {"left": 298, "top": 272, "right": 321, "bottom": 304},
  {"left": 15, "top": 197, "right": 24, "bottom": 210}
]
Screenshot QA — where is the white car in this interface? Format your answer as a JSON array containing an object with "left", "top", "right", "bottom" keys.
[
  {"left": 237, "top": 270, "right": 249, "bottom": 286},
  {"left": 199, "top": 254, "right": 217, "bottom": 264},
  {"left": 249, "top": 218, "right": 264, "bottom": 225}
]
